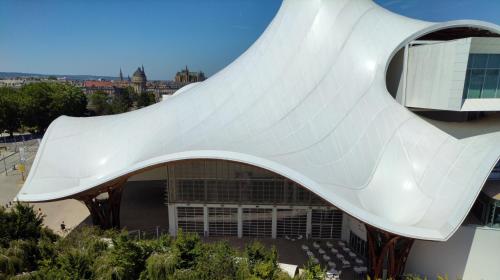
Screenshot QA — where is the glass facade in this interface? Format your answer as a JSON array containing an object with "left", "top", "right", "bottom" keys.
[
  {"left": 276, "top": 209, "right": 307, "bottom": 238},
  {"left": 242, "top": 208, "right": 273, "bottom": 237},
  {"left": 311, "top": 209, "right": 343, "bottom": 239},
  {"left": 464, "top": 54, "right": 500, "bottom": 99},
  {"left": 208, "top": 208, "right": 238, "bottom": 236},
  {"left": 169, "top": 160, "right": 345, "bottom": 239},
  {"left": 177, "top": 207, "right": 204, "bottom": 235},
  {"left": 349, "top": 231, "right": 367, "bottom": 258},
  {"left": 168, "top": 160, "right": 329, "bottom": 206}
]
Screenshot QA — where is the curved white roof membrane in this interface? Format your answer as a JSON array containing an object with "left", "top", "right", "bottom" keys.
[{"left": 18, "top": 0, "right": 500, "bottom": 241}]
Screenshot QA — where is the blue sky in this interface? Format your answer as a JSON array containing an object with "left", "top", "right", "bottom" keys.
[{"left": 1, "top": 0, "right": 500, "bottom": 80}]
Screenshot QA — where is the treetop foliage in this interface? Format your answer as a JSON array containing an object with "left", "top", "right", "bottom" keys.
[
  {"left": 0, "top": 83, "right": 87, "bottom": 135},
  {"left": 0, "top": 204, "right": 324, "bottom": 280}
]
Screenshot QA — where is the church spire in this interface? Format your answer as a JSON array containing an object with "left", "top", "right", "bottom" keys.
[
  {"left": 141, "top": 64, "right": 144, "bottom": 73},
  {"left": 119, "top": 68, "right": 123, "bottom": 81}
]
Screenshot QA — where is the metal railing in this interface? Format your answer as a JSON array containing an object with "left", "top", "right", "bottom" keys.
[
  {"left": 0, "top": 138, "right": 40, "bottom": 176},
  {"left": 128, "top": 225, "right": 168, "bottom": 240}
]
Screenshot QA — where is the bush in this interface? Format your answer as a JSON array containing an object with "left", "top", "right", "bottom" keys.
[
  {"left": 195, "top": 241, "right": 240, "bottom": 280},
  {"left": 140, "top": 253, "right": 177, "bottom": 280},
  {"left": 0, "top": 203, "right": 45, "bottom": 248},
  {"left": 244, "top": 241, "right": 280, "bottom": 280},
  {"left": 0, "top": 217, "right": 317, "bottom": 280},
  {"left": 93, "top": 233, "right": 147, "bottom": 280},
  {"left": 172, "top": 230, "right": 202, "bottom": 270},
  {"left": 299, "top": 259, "right": 324, "bottom": 280}
]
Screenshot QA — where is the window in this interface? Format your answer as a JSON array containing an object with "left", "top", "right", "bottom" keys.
[
  {"left": 177, "top": 207, "right": 204, "bottom": 235},
  {"left": 206, "top": 180, "right": 240, "bottom": 203},
  {"left": 208, "top": 208, "right": 238, "bottom": 236},
  {"left": 464, "top": 54, "right": 500, "bottom": 99},
  {"left": 311, "top": 209, "right": 343, "bottom": 239},
  {"left": 175, "top": 179, "right": 205, "bottom": 202},
  {"left": 349, "top": 231, "right": 367, "bottom": 258},
  {"left": 276, "top": 209, "right": 307, "bottom": 238},
  {"left": 242, "top": 208, "right": 273, "bottom": 237}
]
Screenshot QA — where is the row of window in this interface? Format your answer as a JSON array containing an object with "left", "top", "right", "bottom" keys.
[
  {"left": 464, "top": 54, "right": 500, "bottom": 99},
  {"left": 176, "top": 207, "right": 342, "bottom": 239},
  {"left": 170, "top": 179, "right": 328, "bottom": 206}
]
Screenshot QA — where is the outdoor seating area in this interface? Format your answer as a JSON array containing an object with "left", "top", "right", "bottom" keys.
[{"left": 301, "top": 240, "right": 368, "bottom": 280}]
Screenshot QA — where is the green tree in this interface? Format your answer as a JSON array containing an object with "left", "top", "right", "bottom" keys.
[
  {"left": 244, "top": 241, "right": 280, "bottom": 280},
  {"left": 195, "top": 241, "right": 240, "bottom": 280},
  {"left": 111, "top": 91, "right": 133, "bottom": 114},
  {"left": 49, "top": 83, "right": 87, "bottom": 117},
  {"left": 19, "top": 83, "right": 55, "bottom": 132},
  {"left": 19, "top": 82, "right": 87, "bottom": 133},
  {"left": 172, "top": 230, "right": 202, "bottom": 270},
  {"left": 137, "top": 92, "right": 156, "bottom": 108},
  {"left": 0, "top": 87, "right": 22, "bottom": 136},
  {"left": 0, "top": 203, "right": 45, "bottom": 247},
  {"left": 89, "top": 91, "right": 112, "bottom": 116}
]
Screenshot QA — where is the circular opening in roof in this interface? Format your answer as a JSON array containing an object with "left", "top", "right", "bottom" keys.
[{"left": 386, "top": 26, "right": 500, "bottom": 101}]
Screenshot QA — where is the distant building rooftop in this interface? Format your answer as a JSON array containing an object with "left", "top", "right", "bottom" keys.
[{"left": 83, "top": 81, "right": 113, "bottom": 88}]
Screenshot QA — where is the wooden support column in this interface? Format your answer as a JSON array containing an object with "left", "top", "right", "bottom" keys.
[
  {"left": 366, "top": 225, "right": 414, "bottom": 280},
  {"left": 79, "top": 179, "right": 126, "bottom": 229}
]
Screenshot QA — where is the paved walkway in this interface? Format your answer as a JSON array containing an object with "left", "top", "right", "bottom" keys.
[{"left": 0, "top": 139, "right": 90, "bottom": 235}]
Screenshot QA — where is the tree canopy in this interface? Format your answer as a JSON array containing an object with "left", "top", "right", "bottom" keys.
[
  {"left": 0, "top": 204, "right": 325, "bottom": 280},
  {"left": 0, "top": 83, "right": 87, "bottom": 135}
]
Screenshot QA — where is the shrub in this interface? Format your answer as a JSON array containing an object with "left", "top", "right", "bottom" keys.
[
  {"left": 0, "top": 203, "right": 45, "bottom": 247},
  {"left": 299, "top": 259, "right": 325, "bottom": 280},
  {"left": 244, "top": 241, "right": 280, "bottom": 280},
  {"left": 172, "top": 230, "right": 202, "bottom": 270},
  {"left": 140, "top": 253, "right": 177, "bottom": 280},
  {"left": 93, "top": 233, "right": 147, "bottom": 280}
]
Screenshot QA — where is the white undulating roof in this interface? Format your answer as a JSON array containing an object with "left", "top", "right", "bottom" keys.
[{"left": 17, "top": 0, "right": 500, "bottom": 241}]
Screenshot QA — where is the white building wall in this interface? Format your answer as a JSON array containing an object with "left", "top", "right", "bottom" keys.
[
  {"left": 405, "top": 38, "right": 471, "bottom": 111},
  {"left": 406, "top": 225, "right": 500, "bottom": 280},
  {"left": 470, "top": 37, "right": 500, "bottom": 54}
]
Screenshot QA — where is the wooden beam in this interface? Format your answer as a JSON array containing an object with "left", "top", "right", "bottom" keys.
[
  {"left": 366, "top": 225, "right": 414, "bottom": 279},
  {"left": 77, "top": 179, "right": 126, "bottom": 229}
]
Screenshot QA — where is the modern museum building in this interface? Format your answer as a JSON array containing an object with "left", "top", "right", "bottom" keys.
[{"left": 17, "top": 0, "right": 500, "bottom": 278}]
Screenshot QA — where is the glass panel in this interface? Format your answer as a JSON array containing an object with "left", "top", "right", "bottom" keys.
[
  {"left": 472, "top": 54, "right": 488, "bottom": 68},
  {"left": 177, "top": 207, "right": 205, "bottom": 236},
  {"left": 175, "top": 180, "right": 205, "bottom": 202},
  {"left": 463, "top": 69, "right": 471, "bottom": 99},
  {"left": 465, "top": 54, "right": 500, "bottom": 99},
  {"left": 311, "top": 209, "right": 343, "bottom": 239},
  {"left": 467, "top": 69, "right": 485, "bottom": 98},
  {"left": 208, "top": 208, "right": 238, "bottom": 236},
  {"left": 467, "top": 54, "right": 475, "bottom": 69},
  {"left": 482, "top": 69, "right": 499, "bottom": 98},
  {"left": 276, "top": 209, "right": 307, "bottom": 238},
  {"left": 242, "top": 208, "right": 272, "bottom": 237},
  {"left": 169, "top": 160, "right": 329, "bottom": 206},
  {"left": 487, "top": 54, "right": 500, "bottom": 69},
  {"left": 349, "top": 231, "right": 367, "bottom": 258},
  {"left": 493, "top": 206, "right": 500, "bottom": 226}
]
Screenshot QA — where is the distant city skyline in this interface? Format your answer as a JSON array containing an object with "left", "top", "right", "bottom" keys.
[{"left": 1, "top": 0, "right": 500, "bottom": 80}]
